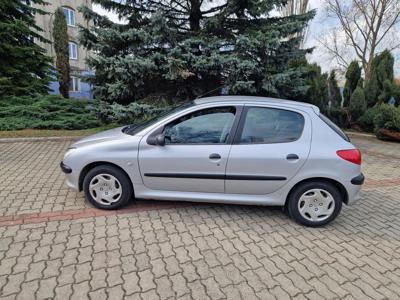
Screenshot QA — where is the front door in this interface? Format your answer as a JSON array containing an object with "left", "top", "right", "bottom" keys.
[
  {"left": 225, "top": 105, "right": 311, "bottom": 195},
  {"left": 138, "top": 106, "right": 240, "bottom": 193}
]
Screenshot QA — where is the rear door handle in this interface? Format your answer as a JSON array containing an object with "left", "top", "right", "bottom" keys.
[
  {"left": 286, "top": 154, "right": 299, "bottom": 160},
  {"left": 209, "top": 153, "right": 221, "bottom": 160}
]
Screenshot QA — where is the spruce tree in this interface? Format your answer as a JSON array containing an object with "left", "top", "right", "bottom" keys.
[
  {"left": 79, "top": 0, "right": 315, "bottom": 104},
  {"left": 343, "top": 61, "right": 361, "bottom": 108},
  {"left": 53, "top": 8, "right": 70, "bottom": 98},
  {"left": 0, "top": 0, "right": 52, "bottom": 97},
  {"left": 328, "top": 70, "right": 342, "bottom": 107}
]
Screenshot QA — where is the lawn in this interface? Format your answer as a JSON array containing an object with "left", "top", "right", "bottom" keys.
[{"left": 0, "top": 125, "right": 117, "bottom": 138}]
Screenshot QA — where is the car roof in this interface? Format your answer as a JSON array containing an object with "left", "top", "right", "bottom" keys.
[{"left": 194, "top": 96, "right": 320, "bottom": 114}]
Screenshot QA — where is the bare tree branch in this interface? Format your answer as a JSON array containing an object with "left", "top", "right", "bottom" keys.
[
  {"left": 317, "top": 32, "right": 350, "bottom": 70},
  {"left": 322, "top": 0, "right": 400, "bottom": 80}
]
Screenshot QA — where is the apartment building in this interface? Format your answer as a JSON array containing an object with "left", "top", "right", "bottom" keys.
[{"left": 33, "top": 0, "right": 93, "bottom": 99}]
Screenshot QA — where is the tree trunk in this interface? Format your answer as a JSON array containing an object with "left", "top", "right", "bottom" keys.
[{"left": 189, "top": 0, "right": 201, "bottom": 32}]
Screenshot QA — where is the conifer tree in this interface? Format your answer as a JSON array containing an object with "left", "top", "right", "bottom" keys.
[
  {"left": 350, "top": 86, "right": 367, "bottom": 122},
  {"left": 328, "top": 70, "right": 342, "bottom": 107},
  {"left": 365, "top": 50, "right": 395, "bottom": 107},
  {"left": 0, "top": 0, "right": 52, "bottom": 97},
  {"left": 343, "top": 61, "right": 361, "bottom": 108},
  {"left": 79, "top": 0, "right": 315, "bottom": 104},
  {"left": 53, "top": 7, "right": 70, "bottom": 98}
]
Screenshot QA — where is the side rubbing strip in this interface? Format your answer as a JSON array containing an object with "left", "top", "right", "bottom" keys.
[
  {"left": 144, "top": 173, "right": 225, "bottom": 179},
  {"left": 225, "top": 175, "right": 286, "bottom": 181},
  {"left": 144, "top": 173, "right": 286, "bottom": 181}
]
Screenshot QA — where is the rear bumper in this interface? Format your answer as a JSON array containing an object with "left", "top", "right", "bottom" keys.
[
  {"left": 351, "top": 173, "right": 365, "bottom": 185},
  {"left": 346, "top": 173, "right": 364, "bottom": 205}
]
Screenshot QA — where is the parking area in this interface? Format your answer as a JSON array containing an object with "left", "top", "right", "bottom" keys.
[{"left": 0, "top": 135, "right": 400, "bottom": 299}]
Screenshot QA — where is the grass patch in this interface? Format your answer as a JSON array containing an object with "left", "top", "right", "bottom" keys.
[{"left": 0, "top": 125, "right": 118, "bottom": 138}]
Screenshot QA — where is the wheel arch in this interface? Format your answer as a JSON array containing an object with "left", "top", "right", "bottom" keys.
[
  {"left": 285, "top": 177, "right": 349, "bottom": 207},
  {"left": 78, "top": 161, "right": 133, "bottom": 192}
]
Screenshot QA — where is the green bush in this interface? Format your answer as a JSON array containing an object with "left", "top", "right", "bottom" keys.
[
  {"left": 0, "top": 95, "right": 99, "bottom": 130},
  {"left": 349, "top": 86, "right": 367, "bottom": 122},
  {"left": 325, "top": 107, "right": 349, "bottom": 129},
  {"left": 93, "top": 101, "right": 167, "bottom": 125},
  {"left": 373, "top": 103, "right": 400, "bottom": 134},
  {"left": 358, "top": 106, "right": 379, "bottom": 132}
]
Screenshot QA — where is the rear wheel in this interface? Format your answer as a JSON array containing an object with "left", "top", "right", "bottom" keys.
[
  {"left": 83, "top": 165, "right": 133, "bottom": 209},
  {"left": 287, "top": 181, "right": 342, "bottom": 227}
]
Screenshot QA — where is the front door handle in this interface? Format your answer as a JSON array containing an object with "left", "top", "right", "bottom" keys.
[
  {"left": 286, "top": 154, "right": 299, "bottom": 160},
  {"left": 209, "top": 153, "right": 221, "bottom": 160}
]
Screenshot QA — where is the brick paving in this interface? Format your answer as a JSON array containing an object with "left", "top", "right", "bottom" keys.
[{"left": 0, "top": 135, "right": 400, "bottom": 299}]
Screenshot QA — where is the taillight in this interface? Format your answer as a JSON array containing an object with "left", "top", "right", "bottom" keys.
[{"left": 336, "top": 149, "right": 362, "bottom": 165}]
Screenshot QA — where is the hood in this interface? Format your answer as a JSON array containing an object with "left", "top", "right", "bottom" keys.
[{"left": 71, "top": 126, "right": 128, "bottom": 148}]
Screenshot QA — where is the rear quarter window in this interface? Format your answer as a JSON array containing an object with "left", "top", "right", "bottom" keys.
[{"left": 319, "top": 114, "right": 350, "bottom": 141}]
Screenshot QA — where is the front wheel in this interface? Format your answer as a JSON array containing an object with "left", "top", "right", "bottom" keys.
[
  {"left": 287, "top": 181, "right": 343, "bottom": 227},
  {"left": 83, "top": 165, "right": 133, "bottom": 210}
]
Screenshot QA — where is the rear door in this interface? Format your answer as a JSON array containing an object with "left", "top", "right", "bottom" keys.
[{"left": 225, "top": 105, "right": 311, "bottom": 195}]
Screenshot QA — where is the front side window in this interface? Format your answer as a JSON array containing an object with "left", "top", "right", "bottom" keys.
[
  {"left": 69, "top": 42, "right": 78, "bottom": 59},
  {"left": 163, "top": 107, "right": 236, "bottom": 144},
  {"left": 239, "top": 107, "right": 304, "bottom": 144},
  {"left": 69, "top": 76, "right": 80, "bottom": 92},
  {"left": 63, "top": 7, "right": 75, "bottom": 26}
]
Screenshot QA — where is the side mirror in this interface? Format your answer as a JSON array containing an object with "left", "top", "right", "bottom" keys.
[{"left": 155, "top": 133, "right": 165, "bottom": 146}]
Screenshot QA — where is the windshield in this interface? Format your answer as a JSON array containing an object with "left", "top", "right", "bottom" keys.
[{"left": 122, "top": 101, "right": 195, "bottom": 135}]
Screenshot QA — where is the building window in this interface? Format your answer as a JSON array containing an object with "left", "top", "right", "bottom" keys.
[
  {"left": 69, "top": 77, "right": 80, "bottom": 92},
  {"left": 63, "top": 7, "right": 75, "bottom": 26},
  {"left": 69, "top": 42, "right": 78, "bottom": 59}
]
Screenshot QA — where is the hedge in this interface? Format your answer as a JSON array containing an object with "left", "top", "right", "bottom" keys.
[{"left": 0, "top": 95, "right": 99, "bottom": 130}]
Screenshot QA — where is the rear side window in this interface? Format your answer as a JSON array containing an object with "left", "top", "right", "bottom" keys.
[
  {"left": 319, "top": 114, "right": 350, "bottom": 141},
  {"left": 238, "top": 107, "right": 305, "bottom": 144}
]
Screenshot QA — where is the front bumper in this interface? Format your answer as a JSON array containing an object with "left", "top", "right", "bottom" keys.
[
  {"left": 60, "top": 161, "right": 72, "bottom": 174},
  {"left": 60, "top": 161, "right": 80, "bottom": 191}
]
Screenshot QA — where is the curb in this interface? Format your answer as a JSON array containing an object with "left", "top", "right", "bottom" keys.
[
  {"left": 345, "top": 131, "right": 376, "bottom": 138},
  {"left": 0, "top": 136, "right": 81, "bottom": 143}
]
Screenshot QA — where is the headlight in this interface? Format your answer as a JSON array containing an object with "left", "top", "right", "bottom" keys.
[{"left": 64, "top": 147, "right": 77, "bottom": 159}]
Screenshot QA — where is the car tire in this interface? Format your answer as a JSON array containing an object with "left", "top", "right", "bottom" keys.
[
  {"left": 83, "top": 165, "right": 133, "bottom": 210},
  {"left": 287, "top": 181, "right": 343, "bottom": 227}
]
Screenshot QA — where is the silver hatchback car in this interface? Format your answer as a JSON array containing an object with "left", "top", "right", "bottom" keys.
[{"left": 61, "top": 96, "right": 364, "bottom": 227}]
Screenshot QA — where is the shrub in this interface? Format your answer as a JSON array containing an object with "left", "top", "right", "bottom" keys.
[
  {"left": 349, "top": 86, "right": 367, "bottom": 122},
  {"left": 358, "top": 106, "right": 379, "bottom": 132},
  {"left": 0, "top": 95, "right": 99, "bottom": 130},
  {"left": 93, "top": 101, "right": 167, "bottom": 125},
  {"left": 373, "top": 103, "right": 400, "bottom": 134},
  {"left": 325, "top": 107, "right": 349, "bottom": 129}
]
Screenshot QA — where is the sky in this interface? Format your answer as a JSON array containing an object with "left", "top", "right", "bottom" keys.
[
  {"left": 305, "top": 0, "right": 400, "bottom": 77},
  {"left": 93, "top": 0, "right": 400, "bottom": 78}
]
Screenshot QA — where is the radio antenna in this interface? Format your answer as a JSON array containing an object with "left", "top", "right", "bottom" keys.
[{"left": 196, "top": 85, "right": 228, "bottom": 99}]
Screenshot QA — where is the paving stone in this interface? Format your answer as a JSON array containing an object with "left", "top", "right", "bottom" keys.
[{"left": 0, "top": 136, "right": 400, "bottom": 299}]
